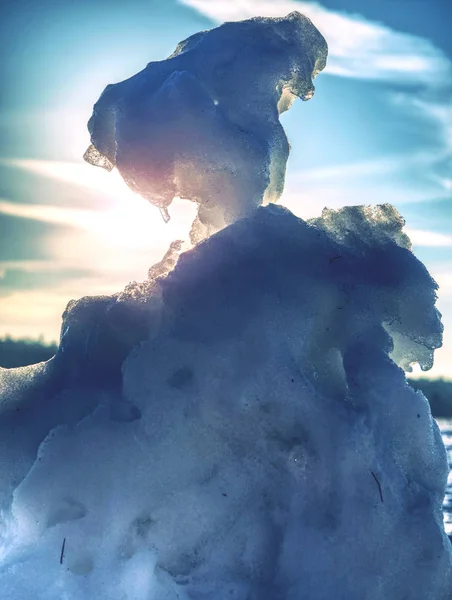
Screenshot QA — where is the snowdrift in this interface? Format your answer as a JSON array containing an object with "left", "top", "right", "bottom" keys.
[{"left": 0, "top": 205, "right": 451, "bottom": 599}]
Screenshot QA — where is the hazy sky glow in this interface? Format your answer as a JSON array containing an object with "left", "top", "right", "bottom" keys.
[{"left": 0, "top": 0, "right": 451, "bottom": 377}]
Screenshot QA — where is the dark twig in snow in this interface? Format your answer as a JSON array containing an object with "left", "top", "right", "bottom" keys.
[
  {"left": 60, "top": 538, "right": 66, "bottom": 565},
  {"left": 371, "top": 471, "right": 384, "bottom": 503},
  {"left": 329, "top": 255, "right": 342, "bottom": 264}
]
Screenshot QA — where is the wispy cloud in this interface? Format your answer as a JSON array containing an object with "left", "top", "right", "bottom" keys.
[
  {"left": 406, "top": 229, "right": 452, "bottom": 248},
  {"left": 179, "top": 0, "right": 451, "bottom": 85},
  {"left": 0, "top": 198, "right": 98, "bottom": 229},
  {"left": 0, "top": 158, "right": 133, "bottom": 204},
  {"left": 388, "top": 93, "right": 452, "bottom": 200},
  {"left": 287, "top": 151, "right": 443, "bottom": 184}
]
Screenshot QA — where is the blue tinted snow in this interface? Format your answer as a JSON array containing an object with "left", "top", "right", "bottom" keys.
[
  {"left": 0, "top": 11, "right": 451, "bottom": 600},
  {"left": 0, "top": 204, "right": 451, "bottom": 599}
]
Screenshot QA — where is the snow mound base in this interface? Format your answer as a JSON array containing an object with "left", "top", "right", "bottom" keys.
[{"left": 0, "top": 205, "right": 451, "bottom": 599}]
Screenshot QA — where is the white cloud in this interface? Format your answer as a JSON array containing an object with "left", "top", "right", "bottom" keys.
[
  {"left": 287, "top": 151, "right": 439, "bottom": 183},
  {"left": 406, "top": 229, "right": 452, "bottom": 248},
  {"left": 1, "top": 158, "right": 134, "bottom": 203},
  {"left": 179, "top": 0, "right": 451, "bottom": 85},
  {"left": 0, "top": 198, "right": 98, "bottom": 229}
]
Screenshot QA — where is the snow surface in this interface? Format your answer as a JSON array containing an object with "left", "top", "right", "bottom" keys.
[
  {"left": 0, "top": 204, "right": 451, "bottom": 599},
  {"left": 83, "top": 12, "right": 327, "bottom": 242},
  {"left": 1, "top": 10, "right": 451, "bottom": 600}
]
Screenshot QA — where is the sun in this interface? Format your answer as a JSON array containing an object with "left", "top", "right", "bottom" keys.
[{"left": 5, "top": 158, "right": 197, "bottom": 253}]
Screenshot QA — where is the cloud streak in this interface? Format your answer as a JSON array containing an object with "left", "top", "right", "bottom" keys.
[
  {"left": 179, "top": 0, "right": 452, "bottom": 85},
  {"left": 406, "top": 229, "right": 452, "bottom": 248},
  {"left": 0, "top": 198, "right": 98, "bottom": 230},
  {"left": 287, "top": 151, "right": 445, "bottom": 184},
  {"left": 0, "top": 158, "right": 135, "bottom": 204}
]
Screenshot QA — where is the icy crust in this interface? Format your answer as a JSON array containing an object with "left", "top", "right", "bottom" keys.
[
  {"left": 84, "top": 12, "right": 328, "bottom": 241},
  {"left": 0, "top": 205, "right": 451, "bottom": 599}
]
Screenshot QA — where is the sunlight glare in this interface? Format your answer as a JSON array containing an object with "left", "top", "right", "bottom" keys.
[{"left": 5, "top": 158, "right": 197, "bottom": 253}]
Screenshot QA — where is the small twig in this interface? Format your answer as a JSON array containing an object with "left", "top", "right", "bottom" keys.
[
  {"left": 329, "top": 255, "right": 342, "bottom": 264},
  {"left": 60, "top": 538, "right": 66, "bottom": 565},
  {"left": 370, "top": 471, "right": 384, "bottom": 503}
]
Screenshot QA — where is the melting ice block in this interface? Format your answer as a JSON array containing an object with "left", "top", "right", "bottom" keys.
[
  {"left": 84, "top": 12, "right": 328, "bottom": 241},
  {"left": 0, "top": 205, "right": 451, "bottom": 599}
]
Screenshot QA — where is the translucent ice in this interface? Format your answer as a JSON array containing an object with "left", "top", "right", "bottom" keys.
[
  {"left": 1, "top": 9, "right": 451, "bottom": 599},
  {"left": 84, "top": 12, "right": 328, "bottom": 241},
  {"left": 0, "top": 205, "right": 451, "bottom": 599}
]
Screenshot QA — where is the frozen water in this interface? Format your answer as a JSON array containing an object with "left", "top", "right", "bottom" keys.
[
  {"left": 0, "top": 205, "right": 451, "bottom": 599},
  {"left": 84, "top": 12, "right": 327, "bottom": 242},
  {"left": 1, "top": 10, "right": 451, "bottom": 600}
]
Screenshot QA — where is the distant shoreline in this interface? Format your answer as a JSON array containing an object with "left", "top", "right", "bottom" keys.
[{"left": 408, "top": 378, "right": 452, "bottom": 419}]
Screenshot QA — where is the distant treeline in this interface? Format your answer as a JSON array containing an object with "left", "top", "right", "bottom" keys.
[
  {"left": 408, "top": 378, "right": 452, "bottom": 420},
  {"left": 0, "top": 336, "right": 58, "bottom": 369},
  {"left": 0, "top": 337, "right": 451, "bottom": 418}
]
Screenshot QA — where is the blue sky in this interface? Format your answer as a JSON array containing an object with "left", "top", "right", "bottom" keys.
[{"left": 0, "top": 0, "right": 451, "bottom": 377}]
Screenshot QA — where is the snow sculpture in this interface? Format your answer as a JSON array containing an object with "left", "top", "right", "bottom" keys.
[
  {"left": 0, "top": 11, "right": 451, "bottom": 600},
  {"left": 84, "top": 12, "right": 328, "bottom": 241}
]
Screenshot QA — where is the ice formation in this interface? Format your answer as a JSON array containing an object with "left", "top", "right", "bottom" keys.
[
  {"left": 84, "top": 12, "right": 328, "bottom": 241},
  {"left": 0, "top": 205, "right": 451, "bottom": 599},
  {"left": 1, "top": 10, "right": 452, "bottom": 600}
]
